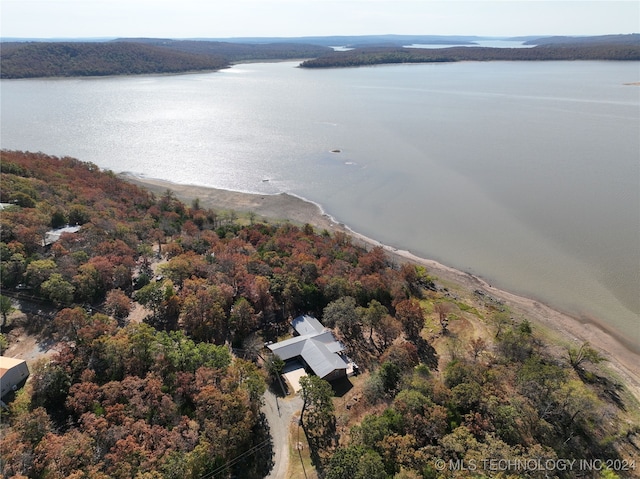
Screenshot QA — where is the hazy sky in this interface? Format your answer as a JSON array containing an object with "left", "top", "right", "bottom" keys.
[{"left": 1, "top": 0, "right": 638, "bottom": 39}]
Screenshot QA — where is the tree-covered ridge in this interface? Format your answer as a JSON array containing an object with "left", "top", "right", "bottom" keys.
[
  {"left": 0, "top": 40, "right": 331, "bottom": 78},
  {"left": 300, "top": 43, "right": 640, "bottom": 68},
  {"left": 1, "top": 151, "right": 638, "bottom": 478},
  {"left": 0, "top": 41, "right": 229, "bottom": 78},
  {"left": 523, "top": 34, "right": 640, "bottom": 46},
  {"left": 3, "top": 35, "right": 638, "bottom": 78},
  {"left": 115, "top": 38, "right": 332, "bottom": 62}
]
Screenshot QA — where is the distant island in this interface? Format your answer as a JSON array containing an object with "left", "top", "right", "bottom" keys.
[
  {"left": 300, "top": 34, "right": 640, "bottom": 68},
  {"left": 1, "top": 34, "right": 638, "bottom": 78}
]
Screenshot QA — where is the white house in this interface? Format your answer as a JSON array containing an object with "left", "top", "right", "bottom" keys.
[
  {"left": 0, "top": 356, "right": 30, "bottom": 398},
  {"left": 268, "top": 315, "right": 352, "bottom": 382}
]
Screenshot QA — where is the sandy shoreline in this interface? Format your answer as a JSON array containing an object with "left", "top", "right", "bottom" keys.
[{"left": 121, "top": 173, "right": 640, "bottom": 402}]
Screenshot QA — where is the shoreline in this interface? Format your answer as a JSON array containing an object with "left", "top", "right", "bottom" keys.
[{"left": 120, "top": 173, "right": 640, "bottom": 402}]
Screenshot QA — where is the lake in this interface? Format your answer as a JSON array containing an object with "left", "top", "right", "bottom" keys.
[{"left": 1, "top": 60, "right": 638, "bottom": 350}]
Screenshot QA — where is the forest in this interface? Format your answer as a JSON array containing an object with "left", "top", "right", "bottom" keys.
[
  {"left": 0, "top": 150, "right": 639, "bottom": 479},
  {"left": 2, "top": 34, "right": 639, "bottom": 78},
  {"left": 299, "top": 43, "right": 640, "bottom": 68},
  {"left": 0, "top": 40, "right": 330, "bottom": 78}
]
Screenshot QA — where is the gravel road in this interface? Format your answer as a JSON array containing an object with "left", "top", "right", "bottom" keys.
[{"left": 262, "top": 390, "right": 303, "bottom": 479}]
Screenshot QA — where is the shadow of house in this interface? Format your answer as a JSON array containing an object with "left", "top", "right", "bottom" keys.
[{"left": 268, "top": 315, "right": 354, "bottom": 384}]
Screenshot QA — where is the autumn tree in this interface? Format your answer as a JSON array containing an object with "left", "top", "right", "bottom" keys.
[
  {"left": 468, "top": 337, "right": 487, "bottom": 362},
  {"left": 53, "top": 307, "right": 88, "bottom": 342},
  {"left": 375, "top": 315, "right": 402, "bottom": 352},
  {"left": 229, "top": 296, "right": 258, "bottom": 342},
  {"left": 394, "top": 298, "right": 425, "bottom": 340},
  {"left": 433, "top": 301, "right": 453, "bottom": 334},
  {"left": 180, "top": 284, "right": 227, "bottom": 343},
  {"left": 104, "top": 288, "right": 132, "bottom": 322}
]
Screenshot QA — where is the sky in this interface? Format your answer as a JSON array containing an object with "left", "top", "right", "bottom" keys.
[{"left": 1, "top": 0, "right": 638, "bottom": 39}]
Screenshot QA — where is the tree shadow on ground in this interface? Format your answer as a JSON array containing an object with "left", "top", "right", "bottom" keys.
[
  {"left": 239, "top": 411, "right": 274, "bottom": 479},
  {"left": 267, "top": 375, "right": 289, "bottom": 398},
  {"left": 415, "top": 337, "right": 439, "bottom": 370}
]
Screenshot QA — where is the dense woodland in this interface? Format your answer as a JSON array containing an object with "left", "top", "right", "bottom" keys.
[
  {"left": 2, "top": 35, "right": 639, "bottom": 78},
  {"left": 522, "top": 34, "right": 640, "bottom": 46},
  {"left": 300, "top": 43, "right": 640, "bottom": 68},
  {"left": 0, "top": 40, "right": 330, "bottom": 78},
  {"left": 0, "top": 151, "right": 639, "bottom": 479}
]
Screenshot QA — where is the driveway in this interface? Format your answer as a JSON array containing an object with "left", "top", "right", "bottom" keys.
[{"left": 262, "top": 390, "right": 303, "bottom": 479}]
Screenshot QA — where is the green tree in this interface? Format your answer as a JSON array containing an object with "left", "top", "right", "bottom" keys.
[
  {"left": 323, "top": 296, "right": 357, "bottom": 328},
  {"left": 323, "top": 296, "right": 361, "bottom": 341},
  {"left": 567, "top": 341, "right": 605, "bottom": 370},
  {"left": 356, "top": 451, "right": 387, "bottom": 479},
  {"left": 1, "top": 252, "right": 27, "bottom": 288},
  {"left": 26, "top": 259, "right": 57, "bottom": 291},
  {"left": 359, "top": 299, "right": 388, "bottom": 346},
  {"left": 0, "top": 294, "right": 15, "bottom": 332},
  {"left": 379, "top": 361, "right": 402, "bottom": 395},
  {"left": 300, "top": 375, "right": 336, "bottom": 467},
  {"left": 229, "top": 297, "right": 258, "bottom": 341},
  {"left": 41, "top": 273, "right": 75, "bottom": 307},
  {"left": 325, "top": 445, "right": 365, "bottom": 479},
  {"left": 300, "top": 375, "right": 335, "bottom": 427},
  {"left": 50, "top": 208, "right": 67, "bottom": 228}
]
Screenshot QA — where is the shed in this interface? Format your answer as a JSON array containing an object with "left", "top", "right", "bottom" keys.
[{"left": 0, "top": 356, "right": 30, "bottom": 398}]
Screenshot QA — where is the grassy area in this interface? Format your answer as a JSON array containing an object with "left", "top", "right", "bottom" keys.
[{"left": 288, "top": 414, "right": 318, "bottom": 479}]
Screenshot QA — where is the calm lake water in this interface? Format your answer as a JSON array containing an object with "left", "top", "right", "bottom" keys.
[{"left": 1, "top": 60, "right": 639, "bottom": 349}]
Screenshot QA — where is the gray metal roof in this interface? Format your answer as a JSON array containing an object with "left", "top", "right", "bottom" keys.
[
  {"left": 43, "top": 225, "right": 81, "bottom": 246},
  {"left": 267, "top": 334, "right": 308, "bottom": 360},
  {"left": 267, "top": 315, "right": 348, "bottom": 379},
  {"left": 292, "top": 315, "right": 325, "bottom": 335}
]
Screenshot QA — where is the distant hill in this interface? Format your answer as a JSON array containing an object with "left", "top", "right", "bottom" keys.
[
  {"left": 300, "top": 42, "right": 640, "bottom": 68},
  {"left": 524, "top": 33, "right": 640, "bottom": 46},
  {"left": 198, "top": 34, "right": 483, "bottom": 47},
  {"left": 0, "top": 39, "right": 330, "bottom": 78},
  {"left": 2, "top": 35, "right": 638, "bottom": 78},
  {"left": 0, "top": 41, "right": 228, "bottom": 78},
  {"left": 112, "top": 38, "right": 331, "bottom": 62}
]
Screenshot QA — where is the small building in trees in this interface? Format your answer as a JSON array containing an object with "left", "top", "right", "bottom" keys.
[
  {"left": 43, "top": 225, "right": 81, "bottom": 246},
  {"left": 0, "top": 356, "right": 30, "bottom": 398},
  {"left": 268, "top": 315, "right": 352, "bottom": 383}
]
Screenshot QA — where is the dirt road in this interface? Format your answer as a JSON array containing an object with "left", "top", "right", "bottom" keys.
[{"left": 262, "top": 390, "right": 303, "bottom": 479}]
